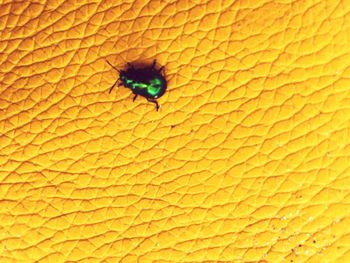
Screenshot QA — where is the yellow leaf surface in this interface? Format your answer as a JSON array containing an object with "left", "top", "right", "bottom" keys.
[{"left": 0, "top": 0, "right": 350, "bottom": 262}]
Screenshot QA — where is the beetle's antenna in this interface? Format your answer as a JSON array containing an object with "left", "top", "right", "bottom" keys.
[
  {"left": 109, "top": 79, "right": 120, "bottom": 93},
  {"left": 106, "top": 59, "right": 120, "bottom": 73}
]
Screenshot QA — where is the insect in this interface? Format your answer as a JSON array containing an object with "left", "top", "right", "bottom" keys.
[{"left": 106, "top": 59, "right": 167, "bottom": 111}]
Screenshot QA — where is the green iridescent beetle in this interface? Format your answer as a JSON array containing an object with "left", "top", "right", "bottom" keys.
[{"left": 107, "top": 59, "right": 167, "bottom": 111}]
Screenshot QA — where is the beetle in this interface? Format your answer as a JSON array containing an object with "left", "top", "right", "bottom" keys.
[{"left": 106, "top": 59, "right": 167, "bottom": 111}]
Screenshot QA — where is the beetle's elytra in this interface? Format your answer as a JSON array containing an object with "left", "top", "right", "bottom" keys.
[{"left": 107, "top": 59, "right": 167, "bottom": 111}]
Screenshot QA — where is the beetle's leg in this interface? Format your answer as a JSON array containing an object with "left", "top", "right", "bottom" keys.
[
  {"left": 109, "top": 78, "right": 120, "bottom": 93},
  {"left": 127, "top": 63, "right": 134, "bottom": 70},
  {"left": 133, "top": 94, "right": 138, "bottom": 102},
  {"left": 147, "top": 98, "right": 159, "bottom": 111},
  {"left": 158, "top": 66, "right": 164, "bottom": 73},
  {"left": 151, "top": 59, "right": 157, "bottom": 69}
]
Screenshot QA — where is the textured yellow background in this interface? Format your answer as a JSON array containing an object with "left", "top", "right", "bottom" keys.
[{"left": 1, "top": 0, "right": 350, "bottom": 262}]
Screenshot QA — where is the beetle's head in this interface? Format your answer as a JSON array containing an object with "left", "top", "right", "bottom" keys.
[
  {"left": 119, "top": 70, "right": 136, "bottom": 88},
  {"left": 119, "top": 70, "right": 128, "bottom": 81}
]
